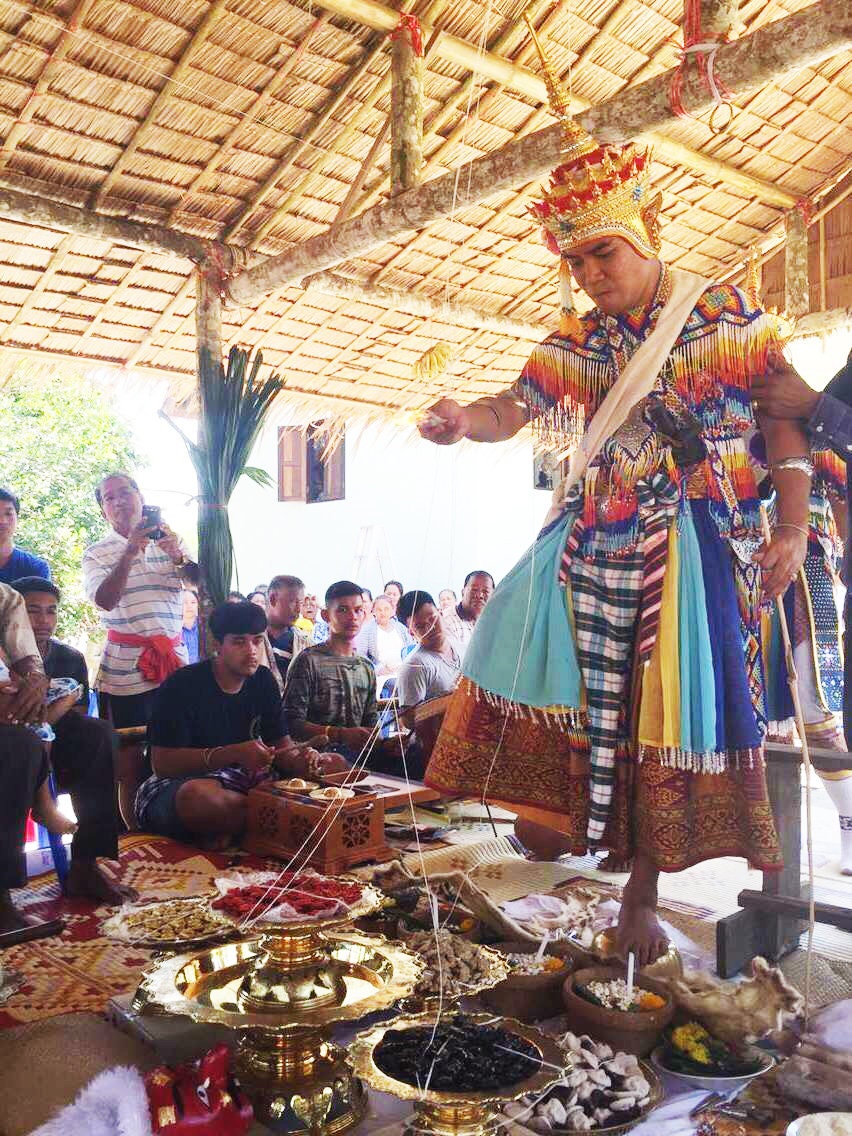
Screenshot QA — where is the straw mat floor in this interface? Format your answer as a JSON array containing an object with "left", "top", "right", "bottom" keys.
[{"left": 0, "top": 834, "right": 269, "bottom": 1029}]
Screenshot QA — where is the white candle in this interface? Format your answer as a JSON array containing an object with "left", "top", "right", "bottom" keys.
[{"left": 626, "top": 950, "right": 636, "bottom": 1003}]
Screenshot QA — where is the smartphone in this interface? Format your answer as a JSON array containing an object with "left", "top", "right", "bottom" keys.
[{"left": 141, "top": 504, "right": 164, "bottom": 539}]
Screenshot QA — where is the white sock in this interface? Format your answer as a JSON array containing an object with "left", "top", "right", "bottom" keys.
[{"left": 817, "top": 772, "right": 852, "bottom": 873}]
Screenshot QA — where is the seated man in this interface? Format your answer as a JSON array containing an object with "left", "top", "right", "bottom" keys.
[
  {"left": 396, "top": 590, "right": 461, "bottom": 708},
  {"left": 284, "top": 581, "right": 396, "bottom": 768},
  {"left": 266, "top": 574, "right": 310, "bottom": 682},
  {"left": 136, "top": 601, "right": 345, "bottom": 842},
  {"left": 440, "top": 570, "right": 494, "bottom": 658},
  {"left": 14, "top": 577, "right": 131, "bottom": 905}
]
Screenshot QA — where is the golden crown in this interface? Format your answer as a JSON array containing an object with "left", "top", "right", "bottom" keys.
[{"left": 524, "top": 10, "right": 661, "bottom": 259}]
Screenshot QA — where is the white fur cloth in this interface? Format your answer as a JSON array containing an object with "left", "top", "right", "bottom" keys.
[{"left": 30, "top": 1065, "right": 151, "bottom": 1136}]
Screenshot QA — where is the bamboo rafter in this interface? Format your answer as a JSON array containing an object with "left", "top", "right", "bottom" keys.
[
  {"left": 92, "top": 0, "right": 231, "bottom": 209},
  {"left": 0, "top": 233, "right": 76, "bottom": 342}
]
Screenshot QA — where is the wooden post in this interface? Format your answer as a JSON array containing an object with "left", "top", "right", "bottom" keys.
[
  {"left": 818, "top": 217, "right": 827, "bottom": 312},
  {"left": 785, "top": 206, "right": 810, "bottom": 320},
  {"left": 227, "top": 0, "right": 851, "bottom": 307},
  {"left": 390, "top": 15, "right": 424, "bottom": 196}
]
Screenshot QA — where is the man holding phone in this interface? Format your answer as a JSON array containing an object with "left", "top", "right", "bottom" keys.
[
  {"left": 136, "top": 602, "right": 347, "bottom": 840},
  {"left": 83, "top": 473, "right": 196, "bottom": 728}
]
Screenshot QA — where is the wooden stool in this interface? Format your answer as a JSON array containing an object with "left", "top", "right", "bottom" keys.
[{"left": 114, "top": 726, "right": 148, "bottom": 831}]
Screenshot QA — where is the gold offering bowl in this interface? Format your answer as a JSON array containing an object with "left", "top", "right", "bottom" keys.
[
  {"left": 135, "top": 928, "right": 423, "bottom": 1133},
  {"left": 349, "top": 1012, "right": 568, "bottom": 1136},
  {"left": 399, "top": 941, "right": 510, "bottom": 1015}
]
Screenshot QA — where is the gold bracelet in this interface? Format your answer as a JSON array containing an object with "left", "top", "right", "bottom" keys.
[{"left": 775, "top": 522, "right": 809, "bottom": 539}]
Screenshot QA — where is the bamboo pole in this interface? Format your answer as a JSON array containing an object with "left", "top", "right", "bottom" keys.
[
  {"left": 0, "top": 183, "right": 214, "bottom": 262},
  {"left": 92, "top": 0, "right": 231, "bottom": 209},
  {"left": 0, "top": 234, "right": 76, "bottom": 343},
  {"left": 785, "top": 207, "right": 810, "bottom": 320},
  {"left": 389, "top": 17, "right": 424, "bottom": 196},
  {"left": 818, "top": 217, "right": 827, "bottom": 313},
  {"left": 223, "top": 32, "right": 391, "bottom": 243},
  {"left": 308, "top": 0, "right": 797, "bottom": 210},
  {"left": 228, "top": 0, "right": 851, "bottom": 307},
  {"left": 0, "top": 0, "right": 98, "bottom": 169},
  {"left": 166, "top": 13, "right": 331, "bottom": 228}
]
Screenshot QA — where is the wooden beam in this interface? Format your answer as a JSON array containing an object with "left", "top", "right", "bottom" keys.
[
  {"left": 309, "top": 0, "right": 797, "bottom": 210},
  {"left": 785, "top": 207, "right": 809, "bottom": 319},
  {"left": 228, "top": 0, "right": 851, "bottom": 307},
  {"left": 792, "top": 307, "right": 852, "bottom": 340},
  {"left": 0, "top": 234, "right": 76, "bottom": 343},
  {"left": 389, "top": 16, "right": 424, "bottom": 196},
  {"left": 195, "top": 260, "right": 223, "bottom": 380},
  {"left": 92, "top": 0, "right": 230, "bottom": 209},
  {"left": 302, "top": 271, "right": 545, "bottom": 340},
  {"left": 0, "top": 0, "right": 98, "bottom": 169},
  {"left": 166, "top": 13, "right": 331, "bottom": 227},
  {"left": 0, "top": 183, "right": 213, "bottom": 262}
]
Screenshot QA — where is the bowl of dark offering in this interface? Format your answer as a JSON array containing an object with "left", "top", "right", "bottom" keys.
[
  {"left": 562, "top": 966, "right": 674, "bottom": 1057},
  {"left": 651, "top": 1021, "right": 774, "bottom": 1092},
  {"left": 501, "top": 1030, "right": 663, "bottom": 1134},
  {"left": 349, "top": 1012, "right": 567, "bottom": 1134}
]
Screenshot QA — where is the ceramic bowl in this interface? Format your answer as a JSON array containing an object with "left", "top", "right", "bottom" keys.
[
  {"left": 651, "top": 1042, "right": 774, "bottom": 1093},
  {"left": 561, "top": 965, "right": 674, "bottom": 1057}
]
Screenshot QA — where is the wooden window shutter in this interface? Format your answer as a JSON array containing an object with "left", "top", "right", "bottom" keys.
[
  {"left": 278, "top": 426, "right": 306, "bottom": 501},
  {"left": 325, "top": 434, "right": 345, "bottom": 501}
]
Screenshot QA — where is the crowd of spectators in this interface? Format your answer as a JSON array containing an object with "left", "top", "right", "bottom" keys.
[{"left": 0, "top": 472, "right": 495, "bottom": 941}]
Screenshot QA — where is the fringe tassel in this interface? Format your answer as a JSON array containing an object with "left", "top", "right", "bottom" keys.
[
  {"left": 640, "top": 743, "right": 765, "bottom": 773},
  {"left": 472, "top": 683, "right": 587, "bottom": 729},
  {"left": 559, "top": 257, "right": 582, "bottom": 338}
]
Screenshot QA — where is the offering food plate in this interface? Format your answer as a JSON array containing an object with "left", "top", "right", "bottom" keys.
[
  {"left": 102, "top": 896, "right": 231, "bottom": 950},
  {"left": 398, "top": 931, "right": 510, "bottom": 1012},
  {"left": 350, "top": 1012, "right": 567, "bottom": 1136}
]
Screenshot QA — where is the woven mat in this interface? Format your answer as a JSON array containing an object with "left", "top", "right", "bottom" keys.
[{"left": 0, "top": 834, "right": 268, "bottom": 1029}]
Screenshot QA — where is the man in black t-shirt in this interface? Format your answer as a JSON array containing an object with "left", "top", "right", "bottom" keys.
[
  {"left": 13, "top": 577, "right": 132, "bottom": 906},
  {"left": 135, "top": 602, "right": 347, "bottom": 842}
]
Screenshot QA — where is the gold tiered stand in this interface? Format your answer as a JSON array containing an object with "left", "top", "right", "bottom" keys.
[
  {"left": 134, "top": 882, "right": 423, "bottom": 1133},
  {"left": 349, "top": 1012, "right": 567, "bottom": 1136}
]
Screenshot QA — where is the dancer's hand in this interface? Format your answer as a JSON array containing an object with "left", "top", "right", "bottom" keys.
[
  {"left": 755, "top": 526, "right": 808, "bottom": 599},
  {"left": 418, "top": 399, "right": 470, "bottom": 445}
]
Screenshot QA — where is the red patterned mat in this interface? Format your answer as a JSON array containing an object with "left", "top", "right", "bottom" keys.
[{"left": 0, "top": 834, "right": 267, "bottom": 1028}]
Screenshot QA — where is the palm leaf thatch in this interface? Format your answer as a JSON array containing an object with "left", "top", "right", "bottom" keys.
[{"left": 163, "top": 346, "right": 283, "bottom": 608}]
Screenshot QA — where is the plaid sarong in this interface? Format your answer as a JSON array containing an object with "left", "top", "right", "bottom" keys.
[{"left": 570, "top": 473, "right": 679, "bottom": 842}]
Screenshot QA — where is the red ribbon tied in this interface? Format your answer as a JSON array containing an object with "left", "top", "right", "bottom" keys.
[
  {"left": 107, "top": 629, "right": 183, "bottom": 684},
  {"left": 391, "top": 13, "right": 423, "bottom": 56}
]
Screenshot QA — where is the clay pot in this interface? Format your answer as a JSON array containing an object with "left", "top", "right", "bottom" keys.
[
  {"left": 481, "top": 940, "right": 576, "bottom": 1022},
  {"left": 561, "top": 965, "right": 674, "bottom": 1057}
]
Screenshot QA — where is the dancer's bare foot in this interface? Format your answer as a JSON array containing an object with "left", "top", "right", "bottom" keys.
[
  {"left": 31, "top": 783, "right": 77, "bottom": 837},
  {"left": 514, "top": 818, "right": 575, "bottom": 861},
  {"left": 616, "top": 853, "right": 669, "bottom": 967},
  {"left": 63, "top": 860, "right": 137, "bottom": 906},
  {"left": 0, "top": 889, "right": 29, "bottom": 934}
]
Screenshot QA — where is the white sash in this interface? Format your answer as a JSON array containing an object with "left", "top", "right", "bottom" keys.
[{"left": 546, "top": 268, "right": 711, "bottom": 524}]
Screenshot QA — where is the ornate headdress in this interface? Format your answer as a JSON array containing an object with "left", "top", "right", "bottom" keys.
[{"left": 526, "top": 16, "right": 662, "bottom": 261}]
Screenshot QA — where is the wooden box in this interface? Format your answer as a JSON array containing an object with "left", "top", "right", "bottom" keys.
[{"left": 243, "top": 778, "right": 396, "bottom": 874}]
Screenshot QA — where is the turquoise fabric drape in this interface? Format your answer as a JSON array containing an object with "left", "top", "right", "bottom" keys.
[
  {"left": 463, "top": 510, "right": 584, "bottom": 711},
  {"left": 677, "top": 503, "right": 717, "bottom": 754}
]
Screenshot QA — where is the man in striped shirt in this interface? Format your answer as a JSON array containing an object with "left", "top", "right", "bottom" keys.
[{"left": 83, "top": 474, "right": 196, "bottom": 728}]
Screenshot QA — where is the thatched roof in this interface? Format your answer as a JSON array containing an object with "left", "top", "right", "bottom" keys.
[{"left": 0, "top": 0, "right": 849, "bottom": 420}]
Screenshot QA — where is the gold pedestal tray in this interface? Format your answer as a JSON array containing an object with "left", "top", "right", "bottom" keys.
[
  {"left": 349, "top": 1012, "right": 568, "bottom": 1136},
  {"left": 135, "top": 922, "right": 423, "bottom": 1133}
]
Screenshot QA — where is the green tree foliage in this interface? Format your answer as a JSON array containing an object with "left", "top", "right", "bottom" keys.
[{"left": 0, "top": 369, "right": 141, "bottom": 637}]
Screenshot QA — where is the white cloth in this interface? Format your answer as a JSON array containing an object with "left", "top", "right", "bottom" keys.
[
  {"left": 82, "top": 528, "right": 189, "bottom": 695},
  {"left": 375, "top": 624, "right": 404, "bottom": 669},
  {"left": 547, "top": 268, "right": 711, "bottom": 526},
  {"left": 31, "top": 1065, "right": 151, "bottom": 1136}
]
